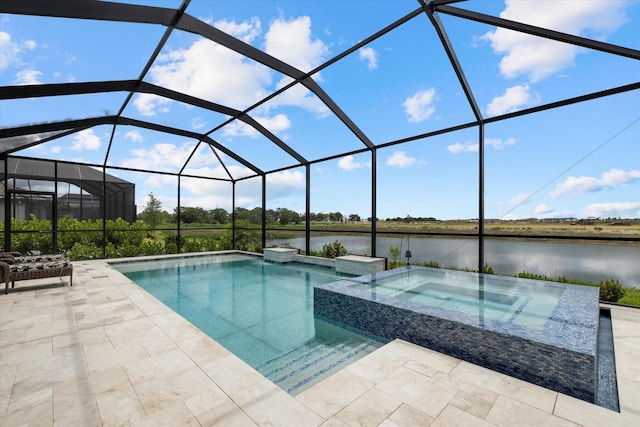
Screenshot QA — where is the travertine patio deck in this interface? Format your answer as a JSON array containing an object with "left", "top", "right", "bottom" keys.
[{"left": 1, "top": 259, "right": 638, "bottom": 426}]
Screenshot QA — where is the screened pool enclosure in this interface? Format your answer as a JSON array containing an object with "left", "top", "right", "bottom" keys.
[{"left": 1, "top": 1, "right": 639, "bottom": 279}]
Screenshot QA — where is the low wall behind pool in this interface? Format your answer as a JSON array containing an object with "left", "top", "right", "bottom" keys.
[{"left": 314, "top": 266, "right": 600, "bottom": 403}]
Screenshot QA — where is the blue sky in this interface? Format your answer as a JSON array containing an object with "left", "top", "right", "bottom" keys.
[{"left": 1, "top": 0, "right": 639, "bottom": 220}]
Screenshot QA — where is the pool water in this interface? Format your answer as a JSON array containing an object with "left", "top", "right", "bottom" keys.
[
  {"left": 349, "top": 268, "right": 566, "bottom": 330},
  {"left": 112, "top": 254, "right": 383, "bottom": 395}
]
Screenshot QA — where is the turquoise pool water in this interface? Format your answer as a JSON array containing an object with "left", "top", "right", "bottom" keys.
[
  {"left": 112, "top": 253, "right": 383, "bottom": 394},
  {"left": 348, "top": 268, "right": 566, "bottom": 330}
]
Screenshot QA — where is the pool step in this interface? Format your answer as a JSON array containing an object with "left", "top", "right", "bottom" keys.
[{"left": 256, "top": 338, "right": 378, "bottom": 395}]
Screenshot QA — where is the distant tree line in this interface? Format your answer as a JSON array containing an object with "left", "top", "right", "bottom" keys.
[{"left": 138, "top": 202, "right": 364, "bottom": 226}]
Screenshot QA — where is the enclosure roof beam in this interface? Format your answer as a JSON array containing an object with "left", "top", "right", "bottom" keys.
[
  {"left": 177, "top": 14, "right": 375, "bottom": 151},
  {"left": 420, "top": 0, "right": 482, "bottom": 122},
  {"left": 0, "top": 116, "right": 262, "bottom": 175},
  {"left": 1, "top": 0, "right": 372, "bottom": 154},
  {"left": 436, "top": 4, "right": 640, "bottom": 60},
  {"left": 0, "top": 80, "right": 306, "bottom": 165}
]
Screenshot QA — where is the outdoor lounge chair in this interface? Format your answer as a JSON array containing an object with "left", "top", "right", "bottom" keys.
[{"left": 0, "top": 253, "right": 73, "bottom": 294}]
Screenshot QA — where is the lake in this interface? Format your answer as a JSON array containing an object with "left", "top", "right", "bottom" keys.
[{"left": 273, "top": 235, "right": 640, "bottom": 288}]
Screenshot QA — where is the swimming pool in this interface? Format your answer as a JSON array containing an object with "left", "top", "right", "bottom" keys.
[
  {"left": 346, "top": 268, "right": 565, "bottom": 329},
  {"left": 315, "top": 266, "right": 600, "bottom": 402},
  {"left": 111, "top": 253, "right": 384, "bottom": 395}
]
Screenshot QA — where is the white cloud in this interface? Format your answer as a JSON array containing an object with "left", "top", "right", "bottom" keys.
[
  {"left": 264, "top": 15, "right": 328, "bottom": 73},
  {"left": 483, "top": 0, "right": 628, "bottom": 82},
  {"left": 266, "top": 170, "right": 306, "bottom": 199},
  {"left": 338, "top": 155, "right": 364, "bottom": 171},
  {"left": 534, "top": 204, "right": 553, "bottom": 214},
  {"left": 550, "top": 169, "right": 640, "bottom": 198},
  {"left": 222, "top": 121, "right": 257, "bottom": 138},
  {"left": 448, "top": 137, "right": 515, "bottom": 153},
  {"left": 121, "top": 142, "right": 195, "bottom": 170},
  {"left": 15, "top": 69, "right": 42, "bottom": 85},
  {"left": 403, "top": 88, "right": 437, "bottom": 123},
  {"left": 178, "top": 163, "right": 297, "bottom": 210},
  {"left": 24, "top": 40, "right": 37, "bottom": 50},
  {"left": 257, "top": 114, "right": 291, "bottom": 134},
  {"left": 266, "top": 82, "right": 330, "bottom": 117},
  {"left": 143, "top": 34, "right": 272, "bottom": 112},
  {"left": 125, "top": 130, "right": 143, "bottom": 143},
  {"left": 137, "top": 15, "right": 330, "bottom": 127},
  {"left": 358, "top": 47, "right": 378, "bottom": 70},
  {"left": 486, "top": 85, "right": 539, "bottom": 116},
  {"left": 447, "top": 141, "right": 478, "bottom": 153},
  {"left": 509, "top": 193, "right": 532, "bottom": 205},
  {"left": 133, "top": 93, "right": 168, "bottom": 117},
  {"left": 223, "top": 113, "right": 292, "bottom": 138},
  {"left": 71, "top": 129, "right": 101, "bottom": 151},
  {"left": 386, "top": 151, "right": 416, "bottom": 168},
  {"left": 215, "top": 17, "right": 261, "bottom": 43},
  {"left": 191, "top": 117, "right": 206, "bottom": 130},
  {"left": 0, "top": 31, "right": 20, "bottom": 70},
  {"left": 486, "top": 137, "right": 516, "bottom": 150},
  {"left": 266, "top": 169, "right": 305, "bottom": 188},
  {"left": 584, "top": 202, "right": 640, "bottom": 218}
]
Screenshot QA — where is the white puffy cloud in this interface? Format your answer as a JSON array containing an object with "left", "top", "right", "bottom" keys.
[
  {"left": 584, "top": 202, "right": 640, "bottom": 218},
  {"left": 486, "top": 85, "right": 539, "bottom": 116},
  {"left": 266, "top": 83, "right": 330, "bottom": 118},
  {"left": 215, "top": 17, "right": 261, "bottom": 43},
  {"left": 120, "top": 142, "right": 195, "bottom": 170},
  {"left": 486, "top": 137, "right": 516, "bottom": 150},
  {"left": 176, "top": 164, "right": 301, "bottom": 210},
  {"left": 508, "top": 193, "right": 532, "bottom": 205},
  {"left": 358, "top": 47, "right": 378, "bottom": 70},
  {"left": 133, "top": 93, "right": 169, "bottom": 117},
  {"left": 191, "top": 117, "right": 206, "bottom": 130},
  {"left": 386, "top": 151, "right": 416, "bottom": 168},
  {"left": 137, "top": 15, "right": 330, "bottom": 125},
  {"left": 264, "top": 15, "right": 328, "bottom": 73},
  {"left": 24, "top": 40, "right": 37, "bottom": 50},
  {"left": 448, "top": 137, "right": 515, "bottom": 153},
  {"left": 550, "top": 169, "right": 640, "bottom": 198},
  {"left": 144, "top": 34, "right": 272, "bottom": 112},
  {"left": 71, "top": 129, "right": 101, "bottom": 151},
  {"left": 534, "top": 204, "right": 553, "bottom": 214},
  {"left": 0, "top": 31, "right": 20, "bottom": 70},
  {"left": 125, "top": 130, "right": 143, "bottom": 142},
  {"left": 338, "top": 155, "right": 364, "bottom": 171},
  {"left": 266, "top": 169, "right": 305, "bottom": 188},
  {"left": 483, "top": 0, "right": 627, "bottom": 82},
  {"left": 403, "top": 88, "right": 437, "bottom": 123},
  {"left": 265, "top": 170, "right": 306, "bottom": 200},
  {"left": 15, "top": 69, "right": 42, "bottom": 85},
  {"left": 447, "top": 141, "right": 478, "bottom": 153},
  {"left": 223, "top": 113, "right": 292, "bottom": 138}
]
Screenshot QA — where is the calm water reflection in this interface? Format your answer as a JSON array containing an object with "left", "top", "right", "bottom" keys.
[{"left": 274, "top": 235, "right": 640, "bottom": 287}]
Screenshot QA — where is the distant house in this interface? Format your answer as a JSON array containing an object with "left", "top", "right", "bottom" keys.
[{"left": 2, "top": 157, "right": 136, "bottom": 222}]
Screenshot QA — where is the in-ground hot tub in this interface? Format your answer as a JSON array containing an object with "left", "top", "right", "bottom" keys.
[{"left": 314, "top": 266, "right": 600, "bottom": 402}]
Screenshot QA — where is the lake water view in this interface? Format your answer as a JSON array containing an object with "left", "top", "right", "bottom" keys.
[{"left": 273, "top": 235, "right": 640, "bottom": 288}]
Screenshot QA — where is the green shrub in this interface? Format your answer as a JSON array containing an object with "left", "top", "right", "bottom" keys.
[
  {"left": 388, "top": 245, "right": 400, "bottom": 268},
  {"left": 319, "top": 240, "right": 349, "bottom": 258},
  {"left": 11, "top": 215, "right": 53, "bottom": 254},
  {"left": 599, "top": 278, "right": 625, "bottom": 303},
  {"left": 423, "top": 261, "right": 440, "bottom": 268},
  {"left": 483, "top": 264, "right": 495, "bottom": 274}
]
